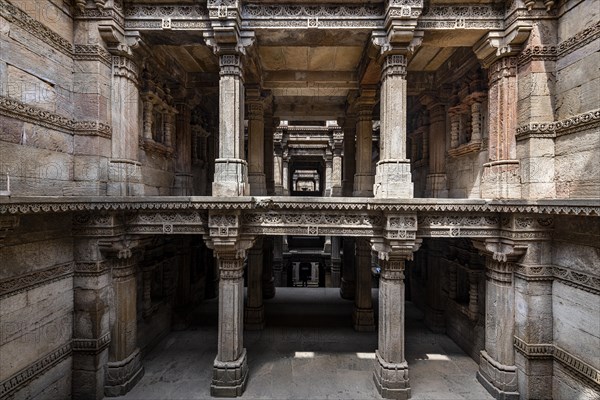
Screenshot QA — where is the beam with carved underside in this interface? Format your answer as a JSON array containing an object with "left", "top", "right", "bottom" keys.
[{"left": 124, "top": 5, "right": 211, "bottom": 31}]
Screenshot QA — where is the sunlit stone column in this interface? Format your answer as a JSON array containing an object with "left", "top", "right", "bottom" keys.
[
  {"left": 211, "top": 252, "right": 248, "bottom": 396},
  {"left": 374, "top": 253, "right": 410, "bottom": 399},
  {"left": 353, "top": 238, "right": 375, "bottom": 331},
  {"left": 374, "top": 55, "right": 413, "bottom": 198},
  {"left": 325, "top": 155, "right": 333, "bottom": 196},
  {"left": 354, "top": 86, "right": 377, "bottom": 197},
  {"left": 246, "top": 86, "right": 266, "bottom": 195},
  {"left": 213, "top": 54, "right": 249, "bottom": 196},
  {"left": 245, "top": 238, "right": 265, "bottom": 330}
]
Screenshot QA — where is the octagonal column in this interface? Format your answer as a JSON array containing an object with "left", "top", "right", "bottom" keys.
[
  {"left": 374, "top": 253, "right": 411, "bottom": 399},
  {"left": 213, "top": 54, "right": 249, "bottom": 196},
  {"left": 211, "top": 251, "right": 248, "bottom": 396},
  {"left": 374, "top": 55, "right": 413, "bottom": 198}
]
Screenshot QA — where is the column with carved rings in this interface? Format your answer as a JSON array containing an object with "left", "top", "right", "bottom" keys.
[
  {"left": 213, "top": 53, "right": 249, "bottom": 196},
  {"left": 374, "top": 54, "right": 413, "bottom": 198}
]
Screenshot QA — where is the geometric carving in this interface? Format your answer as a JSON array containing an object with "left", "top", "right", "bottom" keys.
[{"left": 0, "top": 262, "right": 74, "bottom": 299}]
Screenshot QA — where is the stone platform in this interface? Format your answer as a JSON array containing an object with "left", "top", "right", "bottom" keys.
[{"left": 115, "top": 288, "right": 492, "bottom": 400}]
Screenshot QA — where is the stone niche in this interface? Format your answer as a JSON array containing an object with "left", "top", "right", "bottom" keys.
[
  {"left": 140, "top": 67, "right": 177, "bottom": 158},
  {"left": 447, "top": 68, "right": 487, "bottom": 158}
]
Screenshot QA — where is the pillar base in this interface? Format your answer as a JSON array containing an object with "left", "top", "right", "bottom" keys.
[
  {"left": 425, "top": 173, "right": 448, "bottom": 198},
  {"left": 248, "top": 172, "right": 266, "bottom": 196},
  {"left": 212, "top": 159, "right": 249, "bottom": 196},
  {"left": 374, "top": 160, "right": 413, "bottom": 199},
  {"left": 263, "top": 276, "right": 276, "bottom": 299},
  {"left": 211, "top": 349, "right": 249, "bottom": 397},
  {"left": 480, "top": 161, "right": 522, "bottom": 199},
  {"left": 353, "top": 307, "right": 375, "bottom": 332},
  {"left": 477, "top": 350, "right": 519, "bottom": 400},
  {"left": 373, "top": 350, "right": 411, "bottom": 400},
  {"left": 353, "top": 173, "right": 374, "bottom": 197},
  {"left": 244, "top": 305, "right": 265, "bottom": 330},
  {"left": 104, "top": 348, "right": 144, "bottom": 397},
  {"left": 340, "top": 278, "right": 355, "bottom": 300}
]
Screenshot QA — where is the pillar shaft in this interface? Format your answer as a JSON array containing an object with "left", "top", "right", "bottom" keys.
[
  {"left": 480, "top": 56, "right": 521, "bottom": 199},
  {"left": 212, "top": 253, "right": 248, "bottom": 396},
  {"left": 331, "top": 236, "right": 341, "bottom": 287},
  {"left": 477, "top": 258, "right": 518, "bottom": 399},
  {"left": 262, "top": 237, "right": 276, "bottom": 298},
  {"left": 374, "top": 255, "right": 410, "bottom": 399},
  {"left": 425, "top": 103, "right": 448, "bottom": 198},
  {"left": 174, "top": 102, "right": 193, "bottom": 195},
  {"left": 342, "top": 117, "right": 356, "bottom": 196},
  {"left": 245, "top": 239, "right": 265, "bottom": 329},
  {"left": 213, "top": 54, "right": 248, "bottom": 196},
  {"left": 354, "top": 89, "right": 376, "bottom": 196},
  {"left": 340, "top": 238, "right": 356, "bottom": 300},
  {"left": 374, "top": 55, "right": 413, "bottom": 198},
  {"left": 247, "top": 88, "right": 266, "bottom": 195},
  {"left": 353, "top": 239, "right": 375, "bottom": 331}
]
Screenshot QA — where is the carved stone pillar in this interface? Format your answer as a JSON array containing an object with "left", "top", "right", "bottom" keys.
[
  {"left": 424, "top": 242, "right": 445, "bottom": 333},
  {"left": 374, "top": 55, "right": 413, "bottom": 198},
  {"left": 213, "top": 54, "right": 249, "bottom": 196},
  {"left": 353, "top": 239, "right": 375, "bottom": 331},
  {"left": 273, "top": 127, "right": 284, "bottom": 195},
  {"left": 72, "top": 239, "right": 112, "bottom": 400},
  {"left": 325, "top": 155, "right": 333, "bottom": 196},
  {"left": 282, "top": 156, "right": 289, "bottom": 195},
  {"left": 342, "top": 115, "right": 357, "bottom": 196},
  {"left": 262, "top": 237, "right": 275, "bottom": 299},
  {"left": 331, "top": 236, "right": 341, "bottom": 287},
  {"left": 374, "top": 253, "right": 411, "bottom": 399},
  {"left": 423, "top": 101, "right": 448, "bottom": 198},
  {"left": 480, "top": 57, "right": 522, "bottom": 199},
  {"left": 174, "top": 102, "right": 193, "bottom": 195},
  {"left": 340, "top": 238, "right": 356, "bottom": 300},
  {"left": 332, "top": 147, "right": 343, "bottom": 197},
  {"left": 272, "top": 236, "right": 285, "bottom": 287},
  {"left": 246, "top": 87, "right": 266, "bottom": 195},
  {"left": 108, "top": 56, "right": 143, "bottom": 196},
  {"left": 105, "top": 254, "right": 144, "bottom": 397},
  {"left": 264, "top": 111, "right": 276, "bottom": 195},
  {"left": 211, "top": 251, "right": 248, "bottom": 396},
  {"left": 245, "top": 238, "right": 265, "bottom": 330},
  {"left": 354, "top": 87, "right": 376, "bottom": 197},
  {"left": 473, "top": 236, "right": 530, "bottom": 400}
]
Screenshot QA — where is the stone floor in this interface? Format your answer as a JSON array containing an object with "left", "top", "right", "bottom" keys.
[{"left": 117, "top": 288, "right": 493, "bottom": 400}]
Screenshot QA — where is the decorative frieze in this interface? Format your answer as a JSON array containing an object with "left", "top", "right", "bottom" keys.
[
  {"left": 514, "top": 337, "right": 600, "bottom": 389},
  {"left": 516, "top": 109, "right": 600, "bottom": 140},
  {"left": 0, "top": 96, "right": 112, "bottom": 138},
  {"left": 417, "top": 4, "right": 503, "bottom": 30},
  {"left": 558, "top": 20, "right": 600, "bottom": 58},
  {"left": 0, "top": 343, "right": 72, "bottom": 399},
  {"left": 74, "top": 261, "right": 110, "bottom": 277},
  {"left": 72, "top": 332, "right": 111, "bottom": 355},
  {"left": 518, "top": 45, "right": 557, "bottom": 65},
  {"left": 0, "top": 0, "right": 73, "bottom": 57},
  {"left": 0, "top": 262, "right": 74, "bottom": 299},
  {"left": 382, "top": 55, "right": 407, "bottom": 78},
  {"left": 73, "top": 44, "right": 113, "bottom": 67}
]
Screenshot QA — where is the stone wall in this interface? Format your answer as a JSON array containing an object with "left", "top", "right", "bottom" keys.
[{"left": 0, "top": 214, "right": 74, "bottom": 399}]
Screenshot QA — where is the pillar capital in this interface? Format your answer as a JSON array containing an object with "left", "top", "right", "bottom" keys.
[{"left": 381, "top": 54, "right": 407, "bottom": 79}]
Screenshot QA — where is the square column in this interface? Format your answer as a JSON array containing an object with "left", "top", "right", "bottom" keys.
[
  {"left": 246, "top": 87, "right": 267, "bottom": 195},
  {"left": 211, "top": 252, "right": 248, "bottom": 397},
  {"left": 374, "top": 55, "right": 413, "bottom": 199},
  {"left": 331, "top": 236, "right": 341, "bottom": 287},
  {"left": 353, "top": 239, "right": 375, "bottom": 331},
  {"left": 340, "top": 238, "right": 356, "bottom": 300},
  {"left": 374, "top": 254, "right": 410, "bottom": 399},
  {"left": 245, "top": 239, "right": 265, "bottom": 329},
  {"left": 213, "top": 54, "right": 249, "bottom": 196}
]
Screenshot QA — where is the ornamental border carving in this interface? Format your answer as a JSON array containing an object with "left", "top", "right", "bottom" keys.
[
  {"left": 514, "top": 264, "right": 600, "bottom": 295},
  {"left": 0, "top": 342, "right": 72, "bottom": 399},
  {"left": 73, "top": 44, "right": 112, "bottom": 67},
  {"left": 514, "top": 336, "right": 600, "bottom": 389},
  {"left": 558, "top": 20, "right": 600, "bottom": 58},
  {"left": 0, "top": 0, "right": 73, "bottom": 57},
  {"left": 0, "top": 96, "right": 113, "bottom": 139},
  {"left": 72, "top": 332, "right": 111, "bottom": 354},
  {"left": 516, "top": 109, "right": 600, "bottom": 140},
  {"left": 0, "top": 262, "right": 74, "bottom": 299},
  {"left": 518, "top": 45, "right": 557, "bottom": 65},
  {"left": 417, "top": 5, "right": 503, "bottom": 30}
]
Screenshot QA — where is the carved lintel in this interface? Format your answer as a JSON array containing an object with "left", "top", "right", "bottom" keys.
[{"left": 473, "top": 23, "right": 533, "bottom": 68}]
